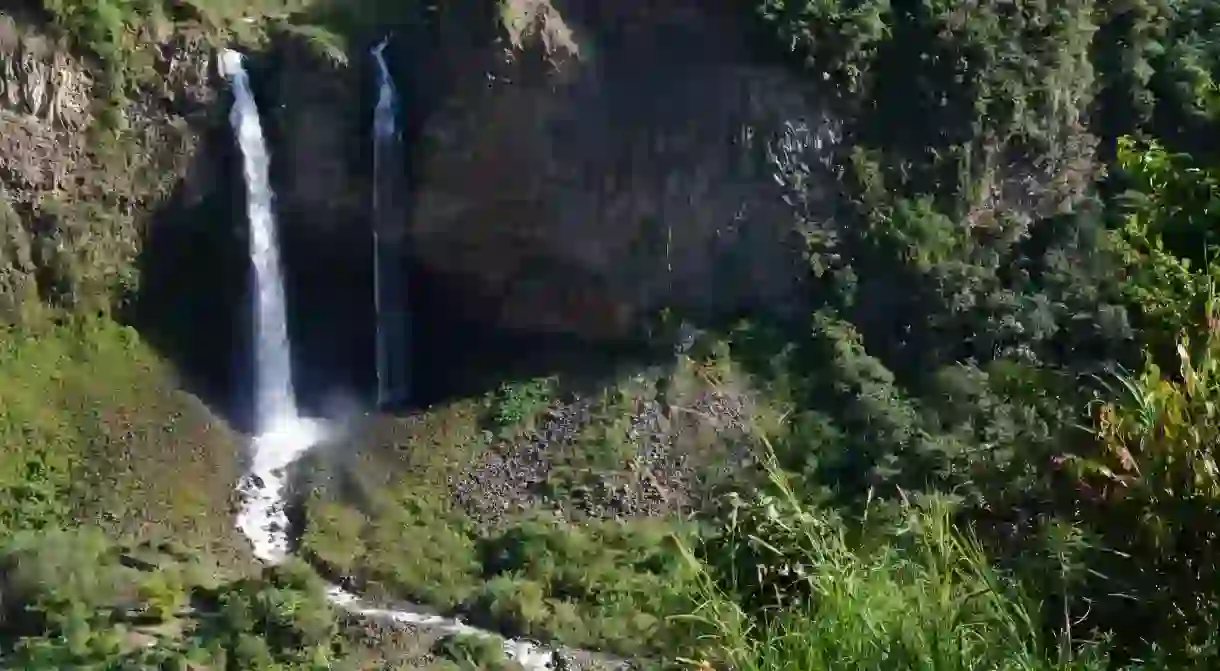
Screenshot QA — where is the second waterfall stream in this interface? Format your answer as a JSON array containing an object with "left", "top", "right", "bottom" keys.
[
  {"left": 371, "top": 36, "right": 411, "bottom": 409},
  {"left": 219, "top": 48, "right": 559, "bottom": 669}
]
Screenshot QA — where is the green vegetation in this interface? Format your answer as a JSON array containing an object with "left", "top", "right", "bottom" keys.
[
  {"left": 533, "top": 383, "right": 653, "bottom": 505},
  {"left": 679, "top": 462, "right": 1118, "bottom": 671},
  {"left": 0, "top": 316, "right": 247, "bottom": 561},
  {"left": 0, "top": 528, "right": 345, "bottom": 669},
  {"left": 30, "top": 0, "right": 436, "bottom": 112},
  {"left": 6, "top": 0, "right": 1220, "bottom": 669},
  {"left": 485, "top": 376, "right": 558, "bottom": 436},
  {"left": 36, "top": 0, "right": 313, "bottom": 102},
  {"left": 1110, "top": 136, "right": 1220, "bottom": 353},
  {"left": 297, "top": 367, "right": 726, "bottom": 659},
  {"left": 433, "top": 633, "right": 522, "bottom": 671},
  {"left": 303, "top": 488, "right": 698, "bottom": 657},
  {"left": 678, "top": 0, "right": 1220, "bottom": 667}
]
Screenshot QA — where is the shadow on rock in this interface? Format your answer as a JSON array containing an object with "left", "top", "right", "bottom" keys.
[
  {"left": 404, "top": 262, "right": 661, "bottom": 411},
  {"left": 126, "top": 112, "right": 255, "bottom": 433}
]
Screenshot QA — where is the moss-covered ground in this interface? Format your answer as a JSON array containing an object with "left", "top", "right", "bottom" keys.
[
  {"left": 0, "top": 311, "right": 733, "bottom": 664},
  {"left": 295, "top": 350, "right": 755, "bottom": 659},
  {"left": 0, "top": 315, "right": 252, "bottom": 572}
]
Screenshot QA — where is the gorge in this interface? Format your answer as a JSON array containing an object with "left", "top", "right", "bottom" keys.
[{"left": 4, "top": 0, "right": 1220, "bottom": 669}]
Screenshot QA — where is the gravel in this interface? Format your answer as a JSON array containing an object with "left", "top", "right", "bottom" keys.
[{"left": 452, "top": 375, "right": 752, "bottom": 530}]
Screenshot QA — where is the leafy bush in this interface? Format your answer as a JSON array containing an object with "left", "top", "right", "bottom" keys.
[
  {"left": 1055, "top": 306, "right": 1220, "bottom": 664},
  {"left": 0, "top": 528, "right": 129, "bottom": 636},
  {"left": 335, "top": 491, "right": 481, "bottom": 608},
  {"left": 1110, "top": 137, "right": 1220, "bottom": 355},
  {"left": 433, "top": 632, "right": 523, "bottom": 671},
  {"left": 486, "top": 376, "right": 558, "bottom": 435},
  {"left": 302, "top": 484, "right": 697, "bottom": 657},
  {"left": 0, "top": 530, "right": 345, "bottom": 669},
  {"left": 757, "top": 0, "right": 1097, "bottom": 209},
  {"left": 755, "top": 0, "right": 889, "bottom": 94},
  {"left": 136, "top": 567, "right": 188, "bottom": 621},
  {"left": 206, "top": 559, "right": 340, "bottom": 667},
  {"left": 682, "top": 457, "right": 1117, "bottom": 671},
  {"left": 468, "top": 517, "right": 697, "bottom": 656},
  {"left": 1094, "top": 0, "right": 1220, "bottom": 153}
]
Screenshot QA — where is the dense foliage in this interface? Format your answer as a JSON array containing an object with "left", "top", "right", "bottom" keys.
[
  {"left": 302, "top": 486, "right": 700, "bottom": 656},
  {"left": 699, "top": 0, "right": 1220, "bottom": 667},
  {"left": 0, "top": 529, "right": 341, "bottom": 669}
]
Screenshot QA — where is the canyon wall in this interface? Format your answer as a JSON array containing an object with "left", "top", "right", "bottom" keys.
[
  {"left": 0, "top": 1, "right": 832, "bottom": 346},
  {"left": 399, "top": 0, "right": 835, "bottom": 340},
  {"left": 1, "top": 0, "right": 1095, "bottom": 400}
]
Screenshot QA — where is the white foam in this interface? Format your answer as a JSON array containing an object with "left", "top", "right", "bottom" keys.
[
  {"left": 326, "top": 585, "right": 557, "bottom": 669},
  {"left": 218, "top": 49, "right": 243, "bottom": 78},
  {"left": 236, "top": 417, "right": 328, "bottom": 563}
]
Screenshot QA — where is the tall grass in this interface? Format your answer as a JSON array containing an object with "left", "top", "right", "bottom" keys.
[
  {"left": 1049, "top": 291, "right": 1220, "bottom": 664},
  {"left": 673, "top": 448, "right": 1117, "bottom": 671}
]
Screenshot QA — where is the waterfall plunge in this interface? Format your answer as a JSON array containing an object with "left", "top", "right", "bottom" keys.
[
  {"left": 371, "top": 37, "right": 410, "bottom": 408},
  {"left": 218, "top": 47, "right": 570, "bottom": 670},
  {"left": 222, "top": 49, "right": 325, "bottom": 563},
  {"left": 227, "top": 49, "right": 293, "bottom": 432}
]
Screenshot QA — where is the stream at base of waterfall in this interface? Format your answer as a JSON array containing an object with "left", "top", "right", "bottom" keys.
[{"left": 219, "top": 46, "right": 569, "bottom": 670}]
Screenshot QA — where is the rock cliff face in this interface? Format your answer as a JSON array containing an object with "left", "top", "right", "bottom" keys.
[
  {"left": 0, "top": 13, "right": 97, "bottom": 321},
  {"left": 0, "top": 12, "right": 215, "bottom": 323},
  {"left": 214, "top": 0, "right": 840, "bottom": 352},
  {"left": 401, "top": 0, "right": 835, "bottom": 340},
  {"left": 0, "top": 4, "right": 834, "bottom": 336},
  {"left": 1, "top": 0, "right": 1096, "bottom": 403}
]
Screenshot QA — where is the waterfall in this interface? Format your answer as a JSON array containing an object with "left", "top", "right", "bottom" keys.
[
  {"left": 225, "top": 48, "right": 296, "bottom": 431},
  {"left": 371, "top": 37, "right": 410, "bottom": 408},
  {"left": 217, "top": 47, "right": 579, "bottom": 670},
  {"left": 222, "top": 48, "right": 324, "bottom": 563}
]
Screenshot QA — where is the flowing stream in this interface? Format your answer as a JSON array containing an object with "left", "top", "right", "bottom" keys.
[{"left": 220, "top": 48, "right": 561, "bottom": 670}]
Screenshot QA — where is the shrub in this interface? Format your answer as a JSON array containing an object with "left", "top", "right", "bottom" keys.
[
  {"left": 468, "top": 518, "right": 697, "bottom": 656},
  {"left": 0, "top": 528, "right": 129, "bottom": 634},
  {"left": 1057, "top": 298, "right": 1220, "bottom": 664},
  {"left": 487, "top": 376, "right": 558, "bottom": 435},
  {"left": 680, "top": 452, "right": 1116, "bottom": 671},
  {"left": 433, "top": 632, "right": 524, "bottom": 671},
  {"left": 136, "top": 567, "right": 188, "bottom": 622},
  {"left": 1110, "top": 137, "right": 1220, "bottom": 356}
]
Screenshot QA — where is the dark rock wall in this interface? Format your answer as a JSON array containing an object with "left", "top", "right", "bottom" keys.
[
  {"left": 404, "top": 0, "right": 834, "bottom": 340},
  {"left": 1, "top": 0, "right": 840, "bottom": 414},
  {"left": 259, "top": 40, "right": 377, "bottom": 413}
]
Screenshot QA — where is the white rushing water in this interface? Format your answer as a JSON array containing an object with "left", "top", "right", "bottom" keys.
[
  {"left": 224, "top": 49, "right": 296, "bottom": 433},
  {"left": 371, "top": 37, "right": 411, "bottom": 408},
  {"left": 220, "top": 47, "right": 561, "bottom": 670},
  {"left": 221, "top": 48, "right": 327, "bottom": 563}
]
